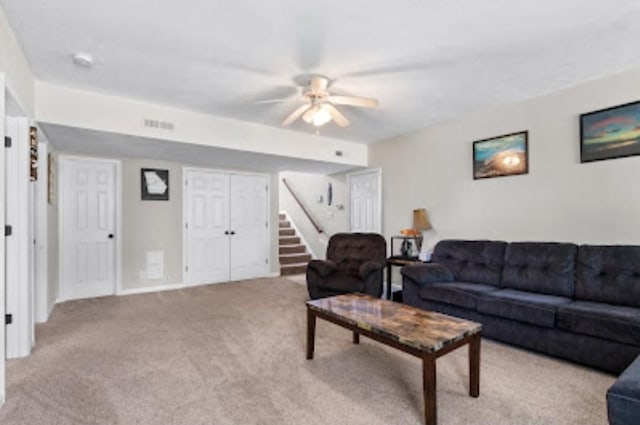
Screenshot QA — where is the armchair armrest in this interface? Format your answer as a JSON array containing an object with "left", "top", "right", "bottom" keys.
[
  {"left": 358, "top": 261, "right": 384, "bottom": 280},
  {"left": 307, "top": 259, "right": 338, "bottom": 277},
  {"left": 401, "top": 263, "right": 454, "bottom": 285}
]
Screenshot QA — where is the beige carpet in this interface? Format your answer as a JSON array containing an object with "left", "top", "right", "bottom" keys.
[{"left": 0, "top": 277, "right": 614, "bottom": 425}]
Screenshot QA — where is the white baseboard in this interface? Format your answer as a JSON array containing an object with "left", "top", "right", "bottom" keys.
[
  {"left": 117, "top": 282, "right": 185, "bottom": 296},
  {"left": 265, "top": 271, "right": 280, "bottom": 278}
]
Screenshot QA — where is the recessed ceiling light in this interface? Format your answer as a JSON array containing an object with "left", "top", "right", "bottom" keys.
[{"left": 71, "top": 53, "right": 94, "bottom": 68}]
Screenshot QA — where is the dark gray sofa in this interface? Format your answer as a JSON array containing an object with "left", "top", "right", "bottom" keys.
[
  {"left": 401, "top": 240, "right": 640, "bottom": 423},
  {"left": 401, "top": 240, "right": 640, "bottom": 373}
]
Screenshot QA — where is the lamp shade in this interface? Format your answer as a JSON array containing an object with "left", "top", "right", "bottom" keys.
[{"left": 412, "top": 208, "right": 432, "bottom": 231}]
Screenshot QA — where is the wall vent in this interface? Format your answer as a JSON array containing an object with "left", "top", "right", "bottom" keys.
[{"left": 143, "top": 119, "right": 175, "bottom": 131}]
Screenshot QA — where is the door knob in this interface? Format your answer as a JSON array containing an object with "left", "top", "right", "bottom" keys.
[
  {"left": 108, "top": 234, "right": 114, "bottom": 239},
  {"left": 224, "top": 231, "right": 229, "bottom": 235},
  {"left": 230, "top": 231, "right": 236, "bottom": 235}
]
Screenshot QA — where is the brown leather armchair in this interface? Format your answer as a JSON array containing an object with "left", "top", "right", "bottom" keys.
[{"left": 306, "top": 233, "right": 387, "bottom": 300}]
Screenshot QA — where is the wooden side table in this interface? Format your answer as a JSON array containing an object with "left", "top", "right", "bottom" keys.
[{"left": 386, "top": 255, "right": 424, "bottom": 300}]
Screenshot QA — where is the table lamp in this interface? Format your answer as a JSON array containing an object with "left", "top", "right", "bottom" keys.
[{"left": 412, "top": 208, "right": 433, "bottom": 253}]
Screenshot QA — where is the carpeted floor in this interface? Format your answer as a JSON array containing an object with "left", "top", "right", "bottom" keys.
[{"left": 0, "top": 277, "right": 614, "bottom": 424}]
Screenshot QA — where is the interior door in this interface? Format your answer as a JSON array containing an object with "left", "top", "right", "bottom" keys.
[
  {"left": 1, "top": 74, "right": 6, "bottom": 406},
  {"left": 184, "top": 169, "right": 230, "bottom": 285},
  {"left": 348, "top": 169, "right": 381, "bottom": 233},
  {"left": 60, "top": 156, "right": 117, "bottom": 300},
  {"left": 229, "top": 174, "right": 268, "bottom": 281}
]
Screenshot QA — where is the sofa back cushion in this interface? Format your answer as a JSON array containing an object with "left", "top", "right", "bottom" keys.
[
  {"left": 576, "top": 245, "right": 640, "bottom": 308},
  {"left": 327, "top": 233, "right": 387, "bottom": 276},
  {"left": 432, "top": 240, "right": 507, "bottom": 286},
  {"left": 501, "top": 242, "right": 577, "bottom": 297}
]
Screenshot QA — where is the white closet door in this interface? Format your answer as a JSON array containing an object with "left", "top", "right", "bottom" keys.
[
  {"left": 60, "top": 157, "right": 117, "bottom": 300},
  {"left": 184, "top": 170, "right": 230, "bottom": 285},
  {"left": 348, "top": 169, "right": 381, "bottom": 233},
  {"left": 229, "top": 174, "right": 268, "bottom": 281}
]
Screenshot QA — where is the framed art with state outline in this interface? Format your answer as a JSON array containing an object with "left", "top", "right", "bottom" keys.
[
  {"left": 141, "top": 168, "right": 169, "bottom": 201},
  {"left": 580, "top": 100, "right": 640, "bottom": 163},
  {"left": 473, "top": 131, "right": 529, "bottom": 180}
]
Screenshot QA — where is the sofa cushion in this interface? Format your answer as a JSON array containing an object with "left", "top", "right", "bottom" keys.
[
  {"left": 432, "top": 240, "right": 507, "bottom": 286},
  {"left": 476, "top": 289, "right": 572, "bottom": 328},
  {"left": 418, "top": 281, "right": 499, "bottom": 309},
  {"left": 608, "top": 355, "right": 640, "bottom": 425},
  {"left": 576, "top": 245, "right": 640, "bottom": 308},
  {"left": 501, "top": 242, "right": 577, "bottom": 297},
  {"left": 401, "top": 263, "right": 454, "bottom": 285},
  {"left": 557, "top": 301, "right": 640, "bottom": 346},
  {"left": 317, "top": 274, "right": 365, "bottom": 293}
]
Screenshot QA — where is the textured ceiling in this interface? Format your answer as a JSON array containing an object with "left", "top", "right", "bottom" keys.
[{"left": 3, "top": 0, "right": 640, "bottom": 144}]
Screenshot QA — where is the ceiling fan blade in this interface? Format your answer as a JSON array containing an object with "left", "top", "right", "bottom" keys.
[
  {"left": 328, "top": 95, "right": 378, "bottom": 108},
  {"left": 324, "top": 104, "right": 350, "bottom": 127},
  {"left": 310, "top": 76, "right": 329, "bottom": 93},
  {"left": 256, "top": 98, "right": 290, "bottom": 104},
  {"left": 282, "top": 104, "right": 310, "bottom": 126}
]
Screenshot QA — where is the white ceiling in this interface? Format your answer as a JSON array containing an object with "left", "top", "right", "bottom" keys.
[{"left": 3, "top": 0, "right": 640, "bottom": 144}]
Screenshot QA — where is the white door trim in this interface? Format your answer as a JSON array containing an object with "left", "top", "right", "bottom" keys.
[
  {"left": 0, "top": 73, "right": 6, "bottom": 406},
  {"left": 5, "top": 116, "right": 33, "bottom": 359},
  {"left": 346, "top": 167, "right": 382, "bottom": 233},
  {"left": 59, "top": 155, "right": 122, "bottom": 301},
  {"left": 182, "top": 166, "right": 271, "bottom": 286}
]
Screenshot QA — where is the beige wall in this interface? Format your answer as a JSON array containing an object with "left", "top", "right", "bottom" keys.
[
  {"left": 279, "top": 171, "right": 350, "bottom": 259},
  {"left": 47, "top": 151, "right": 59, "bottom": 307},
  {"left": 121, "top": 158, "right": 183, "bottom": 290},
  {"left": 370, "top": 68, "right": 640, "bottom": 255},
  {"left": 0, "top": 7, "right": 35, "bottom": 116}
]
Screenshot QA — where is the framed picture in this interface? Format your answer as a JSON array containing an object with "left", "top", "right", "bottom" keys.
[
  {"left": 580, "top": 100, "right": 640, "bottom": 163},
  {"left": 473, "top": 131, "right": 529, "bottom": 179},
  {"left": 30, "top": 126, "right": 38, "bottom": 181},
  {"left": 141, "top": 168, "right": 169, "bottom": 201}
]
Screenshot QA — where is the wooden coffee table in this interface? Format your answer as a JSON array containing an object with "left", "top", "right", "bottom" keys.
[{"left": 306, "top": 293, "right": 482, "bottom": 425}]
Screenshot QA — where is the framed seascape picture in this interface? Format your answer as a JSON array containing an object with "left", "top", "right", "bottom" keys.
[
  {"left": 580, "top": 100, "right": 640, "bottom": 163},
  {"left": 141, "top": 168, "right": 169, "bottom": 201},
  {"left": 473, "top": 131, "right": 529, "bottom": 179}
]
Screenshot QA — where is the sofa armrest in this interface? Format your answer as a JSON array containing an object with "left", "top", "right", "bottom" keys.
[
  {"left": 401, "top": 263, "right": 454, "bottom": 285},
  {"left": 307, "top": 259, "right": 338, "bottom": 277},
  {"left": 359, "top": 261, "right": 384, "bottom": 280},
  {"left": 608, "top": 355, "right": 640, "bottom": 425}
]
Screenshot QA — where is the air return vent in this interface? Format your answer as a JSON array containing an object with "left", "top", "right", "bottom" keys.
[{"left": 143, "top": 119, "right": 175, "bottom": 131}]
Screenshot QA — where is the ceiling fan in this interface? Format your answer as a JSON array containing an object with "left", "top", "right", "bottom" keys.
[{"left": 279, "top": 76, "right": 378, "bottom": 128}]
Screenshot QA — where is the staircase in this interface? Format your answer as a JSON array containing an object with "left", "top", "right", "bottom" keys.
[{"left": 279, "top": 213, "right": 312, "bottom": 275}]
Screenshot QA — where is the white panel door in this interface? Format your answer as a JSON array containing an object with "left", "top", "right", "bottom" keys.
[
  {"left": 184, "top": 169, "right": 230, "bottom": 285},
  {"left": 60, "top": 157, "right": 117, "bottom": 300},
  {"left": 0, "top": 74, "right": 6, "bottom": 406},
  {"left": 229, "top": 174, "right": 268, "bottom": 281},
  {"left": 348, "top": 169, "right": 381, "bottom": 233}
]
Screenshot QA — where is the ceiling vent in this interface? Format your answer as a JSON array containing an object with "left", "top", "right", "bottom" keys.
[{"left": 143, "top": 119, "right": 175, "bottom": 131}]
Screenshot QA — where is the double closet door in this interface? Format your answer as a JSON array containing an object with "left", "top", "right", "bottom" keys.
[{"left": 183, "top": 169, "right": 269, "bottom": 286}]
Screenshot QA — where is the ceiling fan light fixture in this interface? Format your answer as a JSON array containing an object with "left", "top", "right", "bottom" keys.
[{"left": 312, "top": 105, "right": 332, "bottom": 127}]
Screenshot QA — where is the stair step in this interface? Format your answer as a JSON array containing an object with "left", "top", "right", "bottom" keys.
[
  {"left": 279, "top": 221, "right": 290, "bottom": 228},
  {"left": 279, "top": 213, "right": 286, "bottom": 220},
  {"left": 280, "top": 253, "right": 311, "bottom": 265},
  {"left": 281, "top": 263, "right": 307, "bottom": 276},
  {"left": 279, "top": 228, "right": 295, "bottom": 236},
  {"left": 279, "top": 236, "right": 300, "bottom": 245},
  {"left": 280, "top": 244, "right": 306, "bottom": 255}
]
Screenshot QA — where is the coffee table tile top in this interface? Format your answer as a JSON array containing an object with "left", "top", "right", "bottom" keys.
[{"left": 307, "top": 293, "right": 481, "bottom": 353}]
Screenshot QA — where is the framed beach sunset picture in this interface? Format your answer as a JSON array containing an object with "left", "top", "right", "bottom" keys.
[
  {"left": 473, "top": 131, "right": 529, "bottom": 179},
  {"left": 580, "top": 100, "right": 640, "bottom": 163}
]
